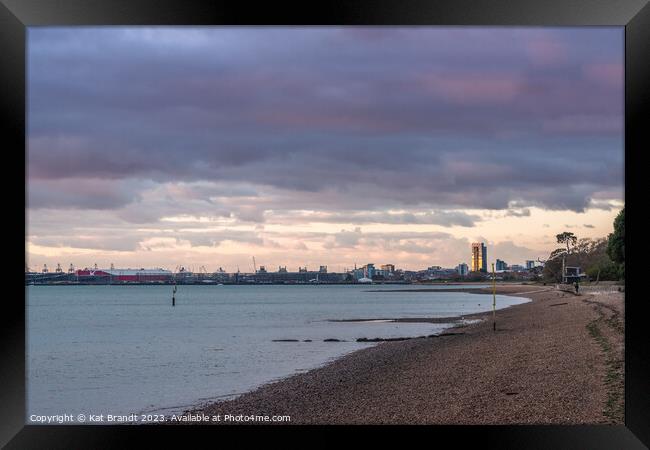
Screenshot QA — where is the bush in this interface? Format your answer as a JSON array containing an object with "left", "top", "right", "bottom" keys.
[{"left": 585, "top": 260, "right": 623, "bottom": 281}]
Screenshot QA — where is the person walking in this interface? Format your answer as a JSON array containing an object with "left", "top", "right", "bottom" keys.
[{"left": 574, "top": 280, "right": 579, "bottom": 295}]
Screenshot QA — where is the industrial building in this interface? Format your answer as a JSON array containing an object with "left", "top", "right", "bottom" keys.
[{"left": 74, "top": 268, "right": 173, "bottom": 283}]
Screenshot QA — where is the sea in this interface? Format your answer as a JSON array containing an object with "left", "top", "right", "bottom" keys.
[{"left": 26, "top": 284, "right": 529, "bottom": 421}]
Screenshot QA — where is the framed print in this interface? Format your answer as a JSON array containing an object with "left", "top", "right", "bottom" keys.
[{"left": 2, "top": 0, "right": 648, "bottom": 447}]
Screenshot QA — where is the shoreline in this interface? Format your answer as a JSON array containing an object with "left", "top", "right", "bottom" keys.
[
  {"left": 329, "top": 285, "right": 539, "bottom": 324},
  {"left": 23, "top": 281, "right": 511, "bottom": 287},
  {"left": 185, "top": 283, "right": 624, "bottom": 424}
]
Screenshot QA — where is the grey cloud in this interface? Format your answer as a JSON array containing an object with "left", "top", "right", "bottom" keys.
[
  {"left": 488, "top": 240, "right": 540, "bottom": 264},
  {"left": 505, "top": 208, "right": 531, "bottom": 217},
  {"left": 293, "top": 242, "right": 309, "bottom": 251},
  {"left": 267, "top": 210, "right": 480, "bottom": 227},
  {"left": 178, "top": 229, "right": 265, "bottom": 247},
  {"left": 27, "top": 28, "right": 623, "bottom": 214},
  {"left": 30, "top": 235, "right": 140, "bottom": 252},
  {"left": 321, "top": 227, "right": 467, "bottom": 252},
  {"left": 324, "top": 227, "right": 363, "bottom": 249},
  {"left": 28, "top": 178, "right": 141, "bottom": 210},
  {"left": 233, "top": 206, "right": 266, "bottom": 223}
]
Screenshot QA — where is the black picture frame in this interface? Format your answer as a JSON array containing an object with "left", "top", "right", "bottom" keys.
[{"left": 2, "top": 0, "right": 648, "bottom": 447}]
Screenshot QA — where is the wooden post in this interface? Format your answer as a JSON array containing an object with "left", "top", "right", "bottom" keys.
[
  {"left": 492, "top": 263, "right": 496, "bottom": 331},
  {"left": 172, "top": 284, "right": 177, "bottom": 307}
]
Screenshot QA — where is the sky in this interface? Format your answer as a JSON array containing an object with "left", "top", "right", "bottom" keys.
[{"left": 26, "top": 27, "right": 624, "bottom": 273}]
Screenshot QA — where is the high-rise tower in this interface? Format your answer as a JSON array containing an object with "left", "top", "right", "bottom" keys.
[{"left": 471, "top": 242, "right": 487, "bottom": 272}]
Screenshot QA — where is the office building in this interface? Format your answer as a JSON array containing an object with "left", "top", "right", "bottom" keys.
[{"left": 471, "top": 242, "right": 488, "bottom": 272}]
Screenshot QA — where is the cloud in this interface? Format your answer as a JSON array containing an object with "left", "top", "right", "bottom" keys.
[
  {"left": 267, "top": 210, "right": 481, "bottom": 227},
  {"left": 25, "top": 27, "right": 624, "bottom": 267},
  {"left": 324, "top": 227, "right": 363, "bottom": 249},
  {"left": 419, "top": 73, "right": 522, "bottom": 104},
  {"left": 582, "top": 62, "right": 623, "bottom": 88},
  {"left": 293, "top": 241, "right": 309, "bottom": 251},
  {"left": 542, "top": 114, "right": 622, "bottom": 135},
  {"left": 505, "top": 208, "right": 531, "bottom": 218},
  {"left": 488, "top": 240, "right": 540, "bottom": 264},
  {"left": 525, "top": 35, "right": 569, "bottom": 66},
  {"left": 29, "top": 235, "right": 140, "bottom": 252},
  {"left": 233, "top": 206, "right": 266, "bottom": 223},
  {"left": 28, "top": 178, "right": 142, "bottom": 210},
  {"left": 27, "top": 27, "right": 623, "bottom": 215}
]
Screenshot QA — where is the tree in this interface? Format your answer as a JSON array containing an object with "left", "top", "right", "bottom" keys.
[
  {"left": 607, "top": 208, "right": 624, "bottom": 264},
  {"left": 547, "top": 232, "right": 577, "bottom": 283},
  {"left": 542, "top": 248, "right": 567, "bottom": 282},
  {"left": 556, "top": 232, "right": 578, "bottom": 253},
  {"left": 606, "top": 207, "right": 625, "bottom": 281},
  {"left": 542, "top": 219, "right": 625, "bottom": 283},
  {"left": 585, "top": 259, "right": 622, "bottom": 281}
]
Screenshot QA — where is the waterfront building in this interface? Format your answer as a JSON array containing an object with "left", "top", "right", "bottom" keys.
[
  {"left": 471, "top": 243, "right": 488, "bottom": 272},
  {"left": 352, "top": 268, "right": 365, "bottom": 280},
  {"left": 526, "top": 260, "right": 535, "bottom": 269},
  {"left": 75, "top": 267, "right": 173, "bottom": 283},
  {"left": 496, "top": 259, "right": 508, "bottom": 271},
  {"left": 364, "top": 263, "right": 376, "bottom": 279},
  {"left": 319, "top": 265, "right": 328, "bottom": 273},
  {"left": 456, "top": 263, "right": 469, "bottom": 276},
  {"left": 380, "top": 264, "right": 395, "bottom": 273}
]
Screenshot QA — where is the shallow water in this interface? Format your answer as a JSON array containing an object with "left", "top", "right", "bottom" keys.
[{"left": 26, "top": 284, "right": 529, "bottom": 420}]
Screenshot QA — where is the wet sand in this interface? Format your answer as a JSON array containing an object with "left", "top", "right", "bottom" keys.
[{"left": 188, "top": 284, "right": 624, "bottom": 424}]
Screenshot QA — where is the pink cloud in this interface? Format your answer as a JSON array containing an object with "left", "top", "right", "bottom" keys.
[
  {"left": 254, "top": 110, "right": 401, "bottom": 132},
  {"left": 421, "top": 74, "right": 522, "bottom": 104},
  {"left": 583, "top": 63, "right": 623, "bottom": 88},
  {"left": 525, "top": 37, "right": 569, "bottom": 66},
  {"left": 542, "top": 114, "right": 622, "bottom": 134}
]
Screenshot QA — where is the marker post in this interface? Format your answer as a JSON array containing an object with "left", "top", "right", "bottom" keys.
[{"left": 492, "top": 263, "right": 496, "bottom": 331}]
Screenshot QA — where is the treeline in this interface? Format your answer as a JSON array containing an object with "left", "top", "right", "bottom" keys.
[{"left": 542, "top": 207, "right": 625, "bottom": 282}]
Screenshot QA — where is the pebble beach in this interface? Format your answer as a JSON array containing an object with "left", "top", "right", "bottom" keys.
[{"left": 187, "top": 284, "right": 625, "bottom": 425}]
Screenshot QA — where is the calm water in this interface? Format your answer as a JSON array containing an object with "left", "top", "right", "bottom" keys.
[{"left": 26, "top": 284, "right": 529, "bottom": 420}]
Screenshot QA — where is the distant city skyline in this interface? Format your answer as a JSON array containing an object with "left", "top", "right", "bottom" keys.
[
  {"left": 26, "top": 27, "right": 624, "bottom": 271},
  {"left": 24, "top": 240, "right": 543, "bottom": 275}
]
